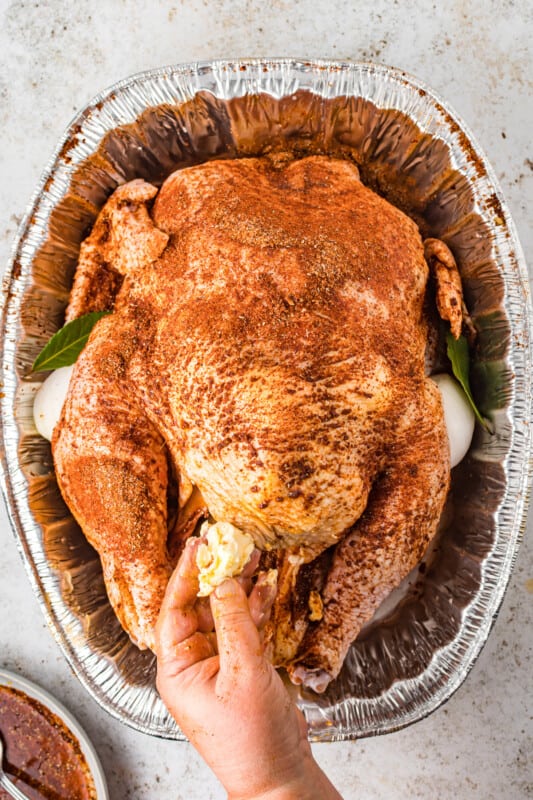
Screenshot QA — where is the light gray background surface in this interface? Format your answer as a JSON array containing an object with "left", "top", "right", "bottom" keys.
[{"left": 1, "top": 2, "right": 532, "bottom": 798}]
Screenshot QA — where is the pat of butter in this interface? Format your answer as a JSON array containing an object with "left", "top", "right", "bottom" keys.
[{"left": 196, "top": 521, "right": 255, "bottom": 597}]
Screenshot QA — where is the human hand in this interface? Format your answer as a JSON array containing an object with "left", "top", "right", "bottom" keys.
[{"left": 155, "top": 537, "right": 342, "bottom": 800}]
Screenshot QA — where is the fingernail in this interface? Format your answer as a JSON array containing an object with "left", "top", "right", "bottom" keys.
[{"left": 214, "top": 579, "right": 237, "bottom": 599}]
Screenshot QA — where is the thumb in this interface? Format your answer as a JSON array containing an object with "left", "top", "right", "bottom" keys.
[{"left": 210, "top": 578, "right": 263, "bottom": 674}]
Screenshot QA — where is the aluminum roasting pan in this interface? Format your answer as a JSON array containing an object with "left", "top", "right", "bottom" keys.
[{"left": 0, "top": 59, "right": 531, "bottom": 741}]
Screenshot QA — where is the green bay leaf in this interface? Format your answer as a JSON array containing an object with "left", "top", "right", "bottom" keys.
[
  {"left": 446, "top": 331, "right": 490, "bottom": 431},
  {"left": 31, "top": 310, "right": 110, "bottom": 373}
]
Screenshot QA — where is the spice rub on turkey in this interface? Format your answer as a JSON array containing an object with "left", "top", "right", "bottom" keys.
[{"left": 53, "top": 155, "right": 456, "bottom": 692}]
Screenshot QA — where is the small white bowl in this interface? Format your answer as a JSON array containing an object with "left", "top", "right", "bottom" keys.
[{"left": 0, "top": 668, "right": 109, "bottom": 799}]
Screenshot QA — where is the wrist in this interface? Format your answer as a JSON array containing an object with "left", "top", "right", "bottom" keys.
[{"left": 228, "top": 749, "right": 342, "bottom": 800}]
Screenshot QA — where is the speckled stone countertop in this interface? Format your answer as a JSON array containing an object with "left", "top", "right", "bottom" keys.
[{"left": 1, "top": 2, "right": 532, "bottom": 798}]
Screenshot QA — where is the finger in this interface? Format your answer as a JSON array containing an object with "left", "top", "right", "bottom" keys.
[
  {"left": 248, "top": 570, "right": 278, "bottom": 630},
  {"left": 155, "top": 537, "right": 202, "bottom": 659},
  {"left": 210, "top": 578, "right": 263, "bottom": 673},
  {"left": 163, "top": 536, "right": 202, "bottom": 609},
  {"left": 234, "top": 548, "right": 261, "bottom": 594},
  {"left": 158, "top": 630, "right": 216, "bottom": 677},
  {"left": 196, "top": 596, "right": 215, "bottom": 632},
  {"left": 235, "top": 573, "right": 253, "bottom": 596},
  {"left": 241, "top": 548, "right": 261, "bottom": 579}
]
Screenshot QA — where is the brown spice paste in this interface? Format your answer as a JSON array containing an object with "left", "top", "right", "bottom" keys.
[{"left": 0, "top": 685, "right": 96, "bottom": 800}]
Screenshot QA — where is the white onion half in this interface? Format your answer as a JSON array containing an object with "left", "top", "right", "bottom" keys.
[
  {"left": 33, "top": 365, "right": 75, "bottom": 441},
  {"left": 431, "top": 372, "right": 475, "bottom": 468}
]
